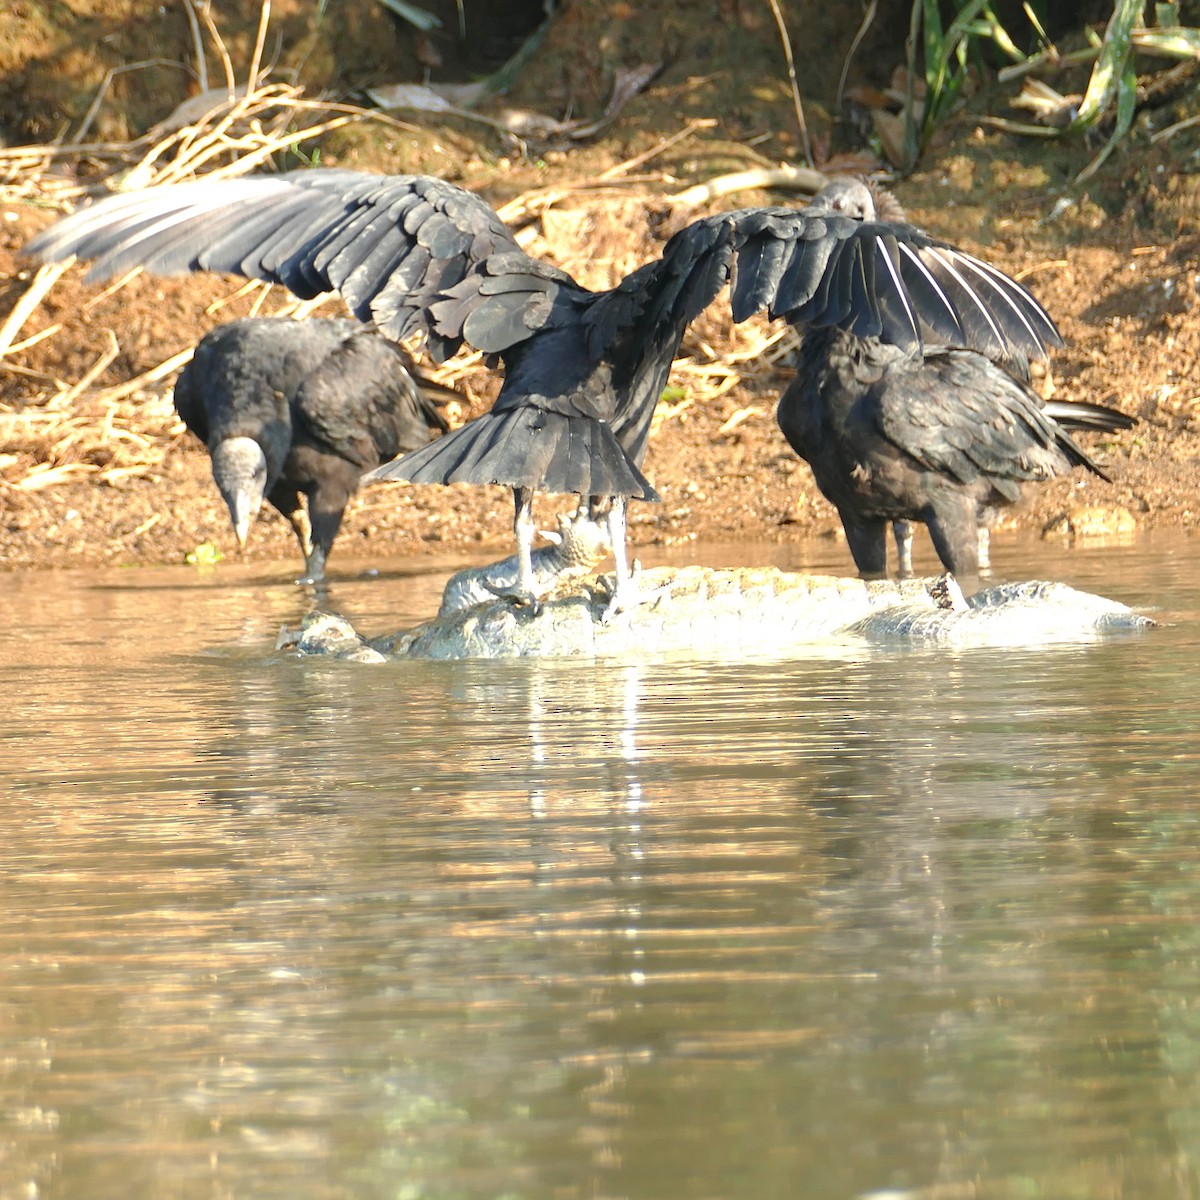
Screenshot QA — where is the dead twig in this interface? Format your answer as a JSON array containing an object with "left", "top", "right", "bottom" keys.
[
  {"left": 72, "top": 60, "right": 192, "bottom": 145},
  {"left": 246, "top": 0, "right": 272, "bottom": 98},
  {"left": 1, "top": 326, "right": 63, "bottom": 359},
  {"left": 836, "top": 0, "right": 878, "bottom": 115},
  {"left": 56, "top": 332, "right": 122, "bottom": 411},
  {"left": 195, "top": 0, "right": 237, "bottom": 92},
  {"left": 669, "top": 164, "right": 827, "bottom": 208},
  {"left": 717, "top": 405, "right": 763, "bottom": 435},
  {"left": 764, "top": 0, "right": 814, "bottom": 167},
  {"left": 1151, "top": 110, "right": 1200, "bottom": 143},
  {"left": 182, "top": 0, "right": 209, "bottom": 90},
  {"left": 598, "top": 118, "right": 717, "bottom": 181},
  {"left": 89, "top": 347, "right": 197, "bottom": 407},
  {"left": 1013, "top": 259, "right": 1069, "bottom": 283},
  {"left": 0, "top": 263, "right": 73, "bottom": 360}
]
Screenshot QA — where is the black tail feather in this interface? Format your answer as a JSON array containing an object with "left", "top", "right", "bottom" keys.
[
  {"left": 1043, "top": 398, "right": 1137, "bottom": 434},
  {"left": 369, "top": 407, "right": 659, "bottom": 501}
]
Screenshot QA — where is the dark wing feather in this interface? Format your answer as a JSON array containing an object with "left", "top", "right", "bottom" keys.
[
  {"left": 729, "top": 225, "right": 791, "bottom": 322},
  {"left": 878, "top": 349, "right": 1100, "bottom": 487},
  {"left": 171, "top": 353, "right": 210, "bottom": 444},
  {"left": 28, "top": 168, "right": 1063, "bottom": 374},
  {"left": 708, "top": 206, "right": 1063, "bottom": 359},
  {"left": 1043, "top": 398, "right": 1136, "bottom": 433},
  {"left": 846, "top": 240, "right": 883, "bottom": 340},
  {"left": 585, "top": 219, "right": 736, "bottom": 353},
  {"left": 25, "top": 171, "right": 584, "bottom": 356},
  {"left": 770, "top": 230, "right": 838, "bottom": 319}
]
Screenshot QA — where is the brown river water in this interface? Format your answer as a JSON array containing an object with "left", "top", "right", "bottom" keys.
[{"left": 2, "top": 533, "right": 1200, "bottom": 1200}]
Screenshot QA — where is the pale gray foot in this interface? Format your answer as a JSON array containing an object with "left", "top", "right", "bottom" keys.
[
  {"left": 599, "top": 498, "right": 635, "bottom": 621},
  {"left": 485, "top": 487, "right": 544, "bottom": 612},
  {"left": 977, "top": 526, "right": 992, "bottom": 574},
  {"left": 537, "top": 509, "right": 611, "bottom": 570},
  {"left": 893, "top": 520, "right": 914, "bottom": 577}
]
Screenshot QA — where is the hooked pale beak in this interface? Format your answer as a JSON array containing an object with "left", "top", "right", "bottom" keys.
[{"left": 211, "top": 436, "right": 267, "bottom": 555}]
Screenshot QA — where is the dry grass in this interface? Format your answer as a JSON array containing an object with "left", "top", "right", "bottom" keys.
[
  {"left": 1, "top": 327, "right": 180, "bottom": 492},
  {"left": 0, "top": 2, "right": 424, "bottom": 493},
  {"left": 0, "top": 0, "right": 792, "bottom": 498}
]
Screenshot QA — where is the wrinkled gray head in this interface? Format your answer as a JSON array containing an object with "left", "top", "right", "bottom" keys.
[
  {"left": 807, "top": 178, "right": 877, "bottom": 221},
  {"left": 210, "top": 436, "right": 268, "bottom": 550},
  {"left": 808, "top": 178, "right": 911, "bottom": 224}
]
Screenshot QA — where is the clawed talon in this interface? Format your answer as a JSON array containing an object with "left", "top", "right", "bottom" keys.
[
  {"left": 601, "top": 591, "right": 634, "bottom": 622},
  {"left": 595, "top": 561, "right": 660, "bottom": 622},
  {"left": 928, "top": 573, "right": 968, "bottom": 612},
  {"left": 598, "top": 572, "right": 672, "bottom": 621},
  {"left": 482, "top": 578, "right": 544, "bottom": 616}
]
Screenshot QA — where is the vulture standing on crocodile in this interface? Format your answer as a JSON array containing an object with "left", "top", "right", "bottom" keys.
[
  {"left": 27, "top": 168, "right": 1063, "bottom": 610},
  {"left": 174, "top": 317, "right": 450, "bottom": 583},
  {"left": 776, "top": 178, "right": 1133, "bottom": 580}
]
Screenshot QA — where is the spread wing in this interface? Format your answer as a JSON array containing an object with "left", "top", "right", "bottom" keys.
[
  {"left": 25, "top": 170, "right": 586, "bottom": 363},
  {"left": 28, "top": 171, "right": 1062, "bottom": 373},
  {"left": 621, "top": 206, "right": 1063, "bottom": 361}
]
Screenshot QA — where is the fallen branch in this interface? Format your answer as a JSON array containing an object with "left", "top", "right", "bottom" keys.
[{"left": 669, "top": 164, "right": 827, "bottom": 208}]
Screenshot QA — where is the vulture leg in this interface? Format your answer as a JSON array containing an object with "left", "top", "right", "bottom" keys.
[
  {"left": 298, "top": 516, "right": 335, "bottom": 586},
  {"left": 483, "top": 486, "right": 544, "bottom": 609},
  {"left": 976, "top": 525, "right": 992, "bottom": 574},
  {"left": 300, "top": 479, "right": 351, "bottom": 586},
  {"left": 514, "top": 487, "right": 539, "bottom": 602},
  {"left": 269, "top": 484, "right": 322, "bottom": 585},
  {"left": 268, "top": 482, "right": 314, "bottom": 561},
  {"left": 923, "top": 497, "right": 980, "bottom": 580},
  {"left": 601, "top": 495, "right": 635, "bottom": 620},
  {"left": 840, "top": 513, "right": 890, "bottom": 579},
  {"left": 892, "top": 520, "right": 915, "bottom": 577},
  {"left": 299, "top": 543, "right": 328, "bottom": 587}
]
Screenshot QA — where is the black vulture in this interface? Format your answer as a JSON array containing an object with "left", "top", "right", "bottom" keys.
[
  {"left": 174, "top": 317, "right": 450, "bottom": 582},
  {"left": 776, "top": 178, "right": 1133, "bottom": 580},
  {"left": 26, "top": 169, "right": 1062, "bottom": 610}
]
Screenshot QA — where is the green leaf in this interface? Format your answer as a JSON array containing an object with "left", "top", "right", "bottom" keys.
[
  {"left": 922, "top": 0, "right": 948, "bottom": 107},
  {"left": 1072, "top": 0, "right": 1143, "bottom": 129},
  {"left": 1132, "top": 26, "right": 1200, "bottom": 57},
  {"left": 1076, "top": 53, "right": 1138, "bottom": 182},
  {"left": 185, "top": 542, "right": 224, "bottom": 566},
  {"left": 920, "top": 0, "right": 1007, "bottom": 132},
  {"left": 985, "top": 13, "right": 1027, "bottom": 62},
  {"left": 1022, "top": 1, "right": 1052, "bottom": 48}
]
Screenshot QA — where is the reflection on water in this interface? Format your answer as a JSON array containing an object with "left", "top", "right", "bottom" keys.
[{"left": 2, "top": 536, "right": 1200, "bottom": 1199}]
